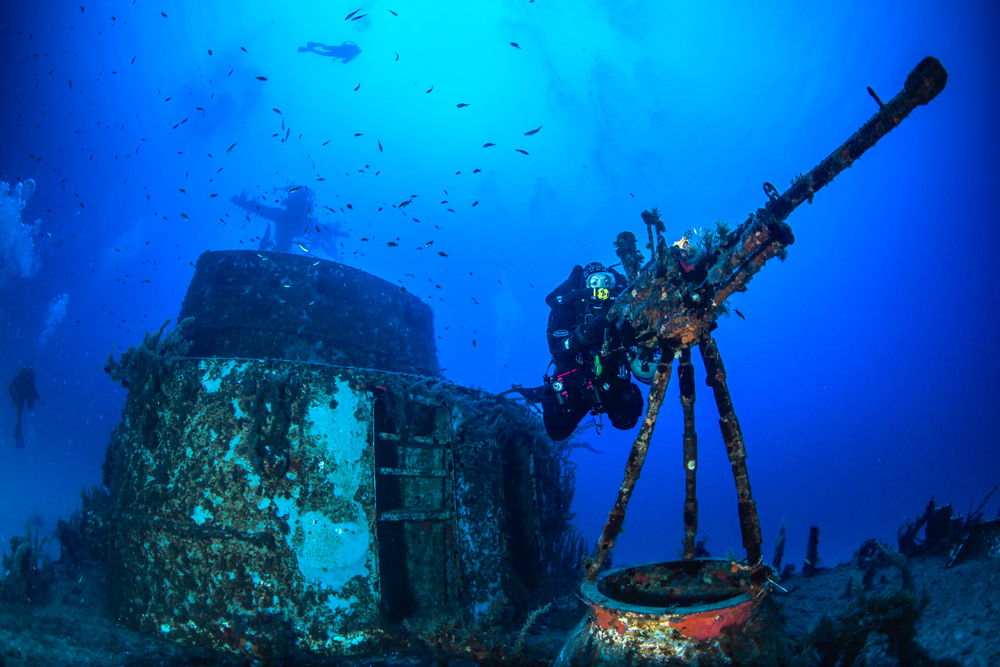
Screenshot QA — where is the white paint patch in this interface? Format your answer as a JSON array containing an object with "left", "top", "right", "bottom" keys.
[
  {"left": 191, "top": 505, "right": 213, "bottom": 525},
  {"left": 287, "top": 511, "right": 370, "bottom": 592}
]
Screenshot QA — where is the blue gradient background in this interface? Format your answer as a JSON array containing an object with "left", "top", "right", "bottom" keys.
[{"left": 1, "top": 0, "right": 997, "bottom": 574}]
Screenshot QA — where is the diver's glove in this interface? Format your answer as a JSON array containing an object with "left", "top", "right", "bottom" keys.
[
  {"left": 556, "top": 288, "right": 602, "bottom": 305},
  {"left": 564, "top": 316, "right": 612, "bottom": 354}
]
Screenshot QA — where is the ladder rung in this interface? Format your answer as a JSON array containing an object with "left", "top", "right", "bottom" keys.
[
  {"left": 377, "top": 467, "right": 448, "bottom": 478},
  {"left": 377, "top": 509, "right": 453, "bottom": 522},
  {"left": 377, "top": 432, "right": 448, "bottom": 446}
]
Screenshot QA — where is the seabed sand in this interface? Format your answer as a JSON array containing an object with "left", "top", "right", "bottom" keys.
[{"left": 0, "top": 554, "right": 997, "bottom": 666}]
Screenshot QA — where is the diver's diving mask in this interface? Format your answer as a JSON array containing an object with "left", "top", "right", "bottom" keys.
[{"left": 586, "top": 272, "right": 613, "bottom": 290}]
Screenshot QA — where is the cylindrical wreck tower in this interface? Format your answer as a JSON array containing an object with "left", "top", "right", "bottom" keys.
[{"left": 102, "top": 251, "right": 570, "bottom": 660}]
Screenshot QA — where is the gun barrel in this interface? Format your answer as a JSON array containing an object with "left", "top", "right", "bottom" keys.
[
  {"left": 764, "top": 56, "right": 947, "bottom": 223},
  {"left": 613, "top": 57, "right": 947, "bottom": 351}
]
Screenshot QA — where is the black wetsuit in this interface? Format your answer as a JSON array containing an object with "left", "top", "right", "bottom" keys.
[
  {"left": 8, "top": 367, "right": 39, "bottom": 449},
  {"left": 541, "top": 266, "right": 643, "bottom": 441}
]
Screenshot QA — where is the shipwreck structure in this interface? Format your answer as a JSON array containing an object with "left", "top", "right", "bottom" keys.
[{"left": 102, "top": 251, "right": 577, "bottom": 661}]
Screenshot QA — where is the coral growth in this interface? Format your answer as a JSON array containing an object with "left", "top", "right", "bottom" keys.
[
  {"left": 772, "top": 516, "right": 787, "bottom": 575},
  {"left": 802, "top": 525, "right": 822, "bottom": 576},
  {"left": 792, "top": 540, "right": 956, "bottom": 667},
  {"left": 55, "top": 486, "right": 111, "bottom": 567},
  {"left": 0, "top": 525, "right": 55, "bottom": 604}
]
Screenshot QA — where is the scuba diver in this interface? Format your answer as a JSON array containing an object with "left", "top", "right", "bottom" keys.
[
  {"left": 538, "top": 262, "right": 652, "bottom": 441},
  {"left": 8, "top": 366, "right": 39, "bottom": 449},
  {"left": 230, "top": 185, "right": 347, "bottom": 256}
]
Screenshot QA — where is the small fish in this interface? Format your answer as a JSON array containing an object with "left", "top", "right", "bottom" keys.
[
  {"left": 131, "top": 56, "right": 136, "bottom": 64},
  {"left": 296, "top": 242, "right": 309, "bottom": 252},
  {"left": 361, "top": 237, "right": 369, "bottom": 242},
  {"left": 441, "top": 200, "right": 448, "bottom": 204},
  {"left": 227, "top": 68, "right": 233, "bottom": 76},
  {"left": 351, "top": 13, "right": 367, "bottom": 21},
  {"left": 510, "top": 42, "right": 521, "bottom": 49},
  {"left": 387, "top": 9, "right": 397, "bottom": 15},
  {"left": 472, "top": 201, "right": 478, "bottom": 207},
  {"left": 472, "top": 340, "right": 477, "bottom": 347},
  {"left": 208, "top": 49, "right": 213, "bottom": 55},
  {"left": 256, "top": 76, "right": 267, "bottom": 81},
  {"left": 180, "top": 213, "right": 189, "bottom": 220},
  {"left": 425, "top": 240, "right": 434, "bottom": 246},
  {"left": 426, "top": 85, "right": 433, "bottom": 93},
  {"left": 456, "top": 103, "right": 469, "bottom": 108},
  {"left": 438, "top": 252, "right": 449, "bottom": 257},
  {"left": 346, "top": 204, "right": 353, "bottom": 209},
  {"left": 394, "top": 52, "right": 399, "bottom": 61},
  {"left": 734, "top": 308, "right": 746, "bottom": 321},
  {"left": 399, "top": 200, "right": 411, "bottom": 209},
  {"left": 447, "top": 208, "right": 455, "bottom": 212},
  {"left": 227, "top": 142, "right": 237, "bottom": 152},
  {"left": 160, "top": 11, "right": 167, "bottom": 17},
  {"left": 354, "top": 81, "right": 360, "bottom": 91},
  {"left": 241, "top": 46, "right": 247, "bottom": 52},
  {"left": 378, "top": 139, "right": 383, "bottom": 152},
  {"left": 288, "top": 186, "right": 302, "bottom": 194},
  {"left": 515, "top": 148, "right": 529, "bottom": 155},
  {"left": 209, "top": 193, "right": 217, "bottom": 198},
  {"left": 273, "top": 108, "right": 281, "bottom": 114},
  {"left": 179, "top": 188, "right": 185, "bottom": 194},
  {"left": 483, "top": 142, "right": 496, "bottom": 148},
  {"left": 473, "top": 168, "right": 481, "bottom": 173},
  {"left": 524, "top": 125, "right": 542, "bottom": 135},
  {"left": 344, "top": 8, "right": 361, "bottom": 19},
  {"left": 322, "top": 140, "right": 329, "bottom": 145},
  {"left": 387, "top": 241, "right": 398, "bottom": 247}
]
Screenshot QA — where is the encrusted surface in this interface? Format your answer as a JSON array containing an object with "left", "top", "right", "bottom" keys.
[{"left": 106, "top": 359, "right": 382, "bottom": 657}]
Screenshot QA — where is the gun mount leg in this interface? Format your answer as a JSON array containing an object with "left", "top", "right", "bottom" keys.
[
  {"left": 585, "top": 350, "right": 674, "bottom": 583},
  {"left": 679, "top": 348, "right": 699, "bottom": 560},
  {"left": 699, "top": 335, "right": 763, "bottom": 565}
]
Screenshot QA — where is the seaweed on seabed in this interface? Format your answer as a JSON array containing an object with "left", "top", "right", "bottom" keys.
[
  {"left": 793, "top": 540, "right": 959, "bottom": 667},
  {"left": 405, "top": 591, "right": 551, "bottom": 666},
  {"left": 0, "top": 525, "right": 55, "bottom": 604}
]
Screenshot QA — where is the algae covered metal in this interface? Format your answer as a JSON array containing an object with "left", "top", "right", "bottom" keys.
[{"left": 102, "top": 251, "right": 573, "bottom": 661}]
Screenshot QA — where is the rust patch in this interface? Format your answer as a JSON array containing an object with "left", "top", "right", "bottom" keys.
[{"left": 667, "top": 598, "right": 754, "bottom": 640}]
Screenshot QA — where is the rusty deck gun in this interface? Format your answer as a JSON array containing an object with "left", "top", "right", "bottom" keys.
[{"left": 585, "top": 56, "right": 948, "bottom": 583}]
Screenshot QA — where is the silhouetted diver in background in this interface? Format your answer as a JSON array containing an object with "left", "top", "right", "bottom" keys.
[
  {"left": 297, "top": 41, "right": 361, "bottom": 64},
  {"left": 230, "top": 186, "right": 348, "bottom": 256},
  {"left": 8, "top": 366, "right": 39, "bottom": 449}
]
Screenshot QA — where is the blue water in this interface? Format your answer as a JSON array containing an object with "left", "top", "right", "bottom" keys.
[{"left": 1, "top": 0, "right": 997, "bottom": 579}]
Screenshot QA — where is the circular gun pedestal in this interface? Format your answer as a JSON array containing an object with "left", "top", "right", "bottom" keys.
[{"left": 555, "top": 559, "right": 771, "bottom": 666}]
